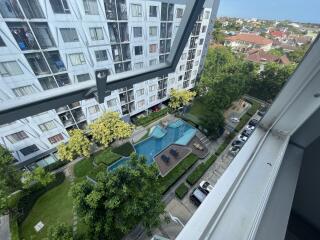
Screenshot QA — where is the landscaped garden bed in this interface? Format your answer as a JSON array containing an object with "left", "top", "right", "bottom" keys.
[
  {"left": 134, "top": 108, "right": 168, "bottom": 126},
  {"left": 175, "top": 183, "right": 189, "bottom": 199},
  {"left": 112, "top": 142, "right": 134, "bottom": 157}
]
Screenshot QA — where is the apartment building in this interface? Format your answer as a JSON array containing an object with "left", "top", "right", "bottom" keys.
[{"left": 0, "top": 0, "right": 215, "bottom": 168}]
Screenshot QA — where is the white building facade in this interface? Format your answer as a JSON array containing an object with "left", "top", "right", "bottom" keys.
[{"left": 0, "top": 0, "right": 215, "bottom": 168}]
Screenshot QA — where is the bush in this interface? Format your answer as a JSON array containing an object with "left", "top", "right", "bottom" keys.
[
  {"left": 17, "top": 172, "right": 65, "bottom": 223},
  {"left": 175, "top": 183, "right": 189, "bottom": 199},
  {"left": 112, "top": 142, "right": 134, "bottom": 157},
  {"left": 135, "top": 108, "right": 168, "bottom": 126},
  {"left": 234, "top": 113, "right": 251, "bottom": 132},
  {"left": 159, "top": 154, "right": 198, "bottom": 194},
  {"left": 246, "top": 101, "right": 261, "bottom": 117},
  {"left": 187, "top": 155, "right": 217, "bottom": 185},
  {"left": 44, "top": 159, "right": 69, "bottom": 172}
]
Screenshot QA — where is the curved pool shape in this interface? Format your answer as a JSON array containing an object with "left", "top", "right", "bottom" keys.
[
  {"left": 149, "top": 125, "right": 167, "bottom": 138},
  {"left": 108, "top": 120, "right": 196, "bottom": 171}
]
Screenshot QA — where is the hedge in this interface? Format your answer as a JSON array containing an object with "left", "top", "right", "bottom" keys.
[
  {"left": 234, "top": 113, "right": 251, "bottom": 132},
  {"left": 215, "top": 132, "right": 236, "bottom": 156},
  {"left": 9, "top": 216, "right": 19, "bottom": 240},
  {"left": 186, "top": 155, "right": 217, "bottom": 185},
  {"left": 112, "top": 142, "right": 134, "bottom": 157},
  {"left": 175, "top": 183, "right": 189, "bottom": 199},
  {"left": 44, "top": 159, "right": 69, "bottom": 172},
  {"left": 17, "top": 172, "right": 65, "bottom": 223},
  {"left": 135, "top": 108, "right": 168, "bottom": 126},
  {"left": 246, "top": 101, "right": 261, "bottom": 117},
  {"left": 159, "top": 153, "right": 198, "bottom": 194}
]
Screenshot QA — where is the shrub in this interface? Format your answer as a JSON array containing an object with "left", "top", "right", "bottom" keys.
[
  {"left": 17, "top": 172, "right": 65, "bottom": 223},
  {"left": 44, "top": 159, "right": 69, "bottom": 172},
  {"left": 234, "top": 113, "right": 251, "bottom": 132},
  {"left": 159, "top": 154, "right": 198, "bottom": 194},
  {"left": 112, "top": 142, "right": 134, "bottom": 157},
  {"left": 187, "top": 155, "right": 217, "bottom": 185},
  {"left": 246, "top": 101, "right": 261, "bottom": 116},
  {"left": 9, "top": 216, "right": 19, "bottom": 240},
  {"left": 175, "top": 183, "right": 189, "bottom": 199},
  {"left": 135, "top": 108, "right": 168, "bottom": 126}
]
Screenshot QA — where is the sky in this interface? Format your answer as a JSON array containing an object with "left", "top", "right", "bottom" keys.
[{"left": 218, "top": 0, "right": 320, "bottom": 24}]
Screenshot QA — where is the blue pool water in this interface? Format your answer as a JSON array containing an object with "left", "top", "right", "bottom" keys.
[{"left": 108, "top": 119, "right": 196, "bottom": 171}]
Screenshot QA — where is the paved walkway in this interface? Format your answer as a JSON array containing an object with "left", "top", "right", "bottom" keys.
[{"left": 0, "top": 215, "right": 10, "bottom": 240}]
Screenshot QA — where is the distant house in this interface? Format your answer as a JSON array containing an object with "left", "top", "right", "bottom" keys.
[
  {"left": 225, "top": 34, "right": 273, "bottom": 52},
  {"left": 269, "top": 30, "right": 287, "bottom": 41},
  {"left": 246, "top": 49, "right": 290, "bottom": 66}
]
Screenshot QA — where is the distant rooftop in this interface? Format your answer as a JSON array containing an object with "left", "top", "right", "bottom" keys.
[{"left": 226, "top": 33, "right": 273, "bottom": 45}]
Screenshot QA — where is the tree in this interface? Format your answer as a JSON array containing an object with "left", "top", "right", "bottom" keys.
[
  {"left": 22, "top": 167, "right": 54, "bottom": 189},
  {"left": 47, "top": 223, "right": 73, "bottom": 240},
  {"left": 0, "top": 146, "right": 21, "bottom": 214},
  {"left": 268, "top": 48, "right": 284, "bottom": 57},
  {"left": 287, "top": 45, "right": 310, "bottom": 63},
  {"left": 169, "top": 89, "right": 196, "bottom": 110},
  {"left": 57, "top": 129, "right": 92, "bottom": 161},
  {"left": 88, "top": 112, "right": 133, "bottom": 147},
  {"left": 200, "top": 108, "right": 225, "bottom": 138},
  {"left": 71, "top": 153, "right": 165, "bottom": 240}
]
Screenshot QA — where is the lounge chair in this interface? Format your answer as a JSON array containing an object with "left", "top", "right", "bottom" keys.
[
  {"left": 170, "top": 149, "right": 179, "bottom": 158},
  {"left": 161, "top": 155, "right": 170, "bottom": 164}
]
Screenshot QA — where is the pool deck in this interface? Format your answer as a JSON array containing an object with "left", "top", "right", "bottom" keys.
[
  {"left": 187, "top": 136, "right": 209, "bottom": 159},
  {"left": 155, "top": 144, "right": 192, "bottom": 177}
]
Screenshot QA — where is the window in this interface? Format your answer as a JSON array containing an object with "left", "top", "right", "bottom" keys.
[
  {"left": 204, "top": 10, "right": 210, "bottom": 19},
  {"left": 25, "top": 52, "right": 50, "bottom": 75},
  {"left": 49, "top": 0, "right": 70, "bottom": 14},
  {"left": 196, "top": 50, "right": 201, "bottom": 56},
  {"left": 199, "top": 38, "right": 204, "bottom": 45},
  {"left": 134, "top": 46, "right": 143, "bottom": 56},
  {"left": 69, "top": 53, "right": 86, "bottom": 66},
  {"left": 54, "top": 73, "right": 70, "bottom": 86},
  {"left": 195, "top": 60, "right": 199, "bottom": 66},
  {"left": 178, "top": 75, "right": 183, "bottom": 81},
  {"left": 0, "top": 0, "right": 23, "bottom": 18},
  {"left": 6, "top": 131, "right": 28, "bottom": 143},
  {"left": 39, "top": 121, "right": 56, "bottom": 132},
  {"left": 48, "top": 133, "right": 64, "bottom": 144},
  {"left": 176, "top": 8, "right": 183, "bottom": 18},
  {"left": 95, "top": 50, "right": 108, "bottom": 62},
  {"left": 149, "top": 95, "right": 156, "bottom": 102},
  {"left": 20, "top": 144, "right": 39, "bottom": 156},
  {"left": 202, "top": 26, "right": 207, "bottom": 33},
  {"left": 0, "top": 61, "right": 23, "bottom": 77},
  {"left": 149, "top": 44, "right": 157, "bottom": 53},
  {"left": 107, "top": 98, "right": 117, "bottom": 108},
  {"left": 0, "top": 36, "right": 5, "bottom": 47},
  {"left": 134, "top": 62, "right": 143, "bottom": 69},
  {"left": 19, "top": 0, "right": 44, "bottom": 18},
  {"left": 13, "top": 85, "right": 36, "bottom": 97},
  {"left": 149, "top": 26, "right": 157, "bottom": 37},
  {"left": 89, "top": 27, "right": 104, "bottom": 41},
  {"left": 39, "top": 77, "right": 58, "bottom": 90},
  {"left": 136, "top": 88, "right": 144, "bottom": 96},
  {"left": 131, "top": 4, "right": 142, "bottom": 17},
  {"left": 133, "top": 27, "right": 142, "bottom": 38},
  {"left": 137, "top": 100, "right": 145, "bottom": 108},
  {"left": 181, "top": 53, "right": 187, "bottom": 60},
  {"left": 180, "top": 65, "right": 185, "bottom": 71},
  {"left": 44, "top": 51, "right": 66, "bottom": 73},
  {"left": 60, "top": 28, "right": 79, "bottom": 42},
  {"left": 149, "top": 84, "right": 157, "bottom": 91},
  {"left": 77, "top": 73, "right": 91, "bottom": 82},
  {"left": 88, "top": 105, "right": 100, "bottom": 114},
  {"left": 83, "top": 0, "right": 99, "bottom": 15},
  {"left": 149, "top": 59, "right": 157, "bottom": 66},
  {"left": 149, "top": 5, "right": 157, "bottom": 17}
]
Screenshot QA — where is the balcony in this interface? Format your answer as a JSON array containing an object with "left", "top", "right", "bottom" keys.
[
  {"left": 44, "top": 51, "right": 66, "bottom": 73},
  {"left": 59, "top": 112, "right": 75, "bottom": 127},
  {"left": 72, "top": 108, "right": 86, "bottom": 122},
  {"left": 68, "top": 102, "right": 80, "bottom": 109},
  {"left": 7, "top": 22, "right": 39, "bottom": 51},
  {"left": 25, "top": 52, "right": 50, "bottom": 75},
  {"left": 0, "top": 0, "right": 23, "bottom": 18},
  {"left": 19, "top": 0, "right": 44, "bottom": 19}
]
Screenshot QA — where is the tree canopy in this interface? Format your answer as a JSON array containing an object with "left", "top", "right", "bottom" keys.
[
  {"left": 169, "top": 89, "right": 196, "bottom": 110},
  {"left": 71, "top": 153, "right": 165, "bottom": 240},
  {"left": 22, "top": 167, "right": 55, "bottom": 189},
  {"left": 47, "top": 223, "right": 73, "bottom": 240}
]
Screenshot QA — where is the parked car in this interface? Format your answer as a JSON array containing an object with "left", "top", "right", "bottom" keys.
[
  {"left": 241, "top": 129, "right": 252, "bottom": 137},
  {"left": 246, "top": 125, "right": 255, "bottom": 131},
  {"left": 258, "top": 107, "right": 268, "bottom": 117},
  {"left": 230, "top": 117, "right": 240, "bottom": 123},
  {"left": 229, "top": 146, "right": 240, "bottom": 156},
  {"left": 248, "top": 119, "right": 259, "bottom": 127},
  {"left": 199, "top": 181, "right": 214, "bottom": 194},
  {"left": 190, "top": 187, "right": 208, "bottom": 206},
  {"left": 232, "top": 140, "right": 244, "bottom": 147},
  {"left": 238, "top": 135, "right": 248, "bottom": 142}
]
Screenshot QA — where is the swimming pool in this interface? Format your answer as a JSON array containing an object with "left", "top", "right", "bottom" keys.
[{"left": 108, "top": 119, "right": 196, "bottom": 171}]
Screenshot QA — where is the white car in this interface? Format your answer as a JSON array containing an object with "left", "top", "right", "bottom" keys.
[
  {"left": 199, "top": 181, "right": 214, "bottom": 193},
  {"left": 245, "top": 125, "right": 255, "bottom": 131},
  {"left": 238, "top": 134, "right": 248, "bottom": 142},
  {"left": 230, "top": 117, "right": 240, "bottom": 123},
  {"left": 229, "top": 146, "right": 240, "bottom": 156}
]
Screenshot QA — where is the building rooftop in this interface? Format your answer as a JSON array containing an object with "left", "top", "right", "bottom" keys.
[{"left": 226, "top": 33, "right": 273, "bottom": 45}]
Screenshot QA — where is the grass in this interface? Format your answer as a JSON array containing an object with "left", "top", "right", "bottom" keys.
[
  {"left": 215, "top": 132, "right": 236, "bottom": 156},
  {"left": 183, "top": 98, "right": 207, "bottom": 125},
  {"left": 159, "top": 153, "right": 198, "bottom": 194},
  {"left": 20, "top": 179, "right": 73, "bottom": 240},
  {"left": 175, "top": 183, "right": 189, "bottom": 199},
  {"left": 95, "top": 148, "right": 121, "bottom": 165},
  {"left": 235, "top": 113, "right": 251, "bottom": 132},
  {"left": 112, "top": 142, "right": 134, "bottom": 157},
  {"left": 187, "top": 155, "right": 218, "bottom": 185},
  {"left": 74, "top": 157, "right": 95, "bottom": 179},
  {"left": 10, "top": 216, "right": 19, "bottom": 240},
  {"left": 246, "top": 101, "right": 262, "bottom": 117}
]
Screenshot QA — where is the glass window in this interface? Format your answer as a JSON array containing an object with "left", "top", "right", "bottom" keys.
[
  {"left": 134, "top": 62, "right": 143, "bottom": 69},
  {"left": 7, "top": 22, "right": 39, "bottom": 50},
  {"left": 54, "top": 73, "right": 71, "bottom": 86},
  {"left": 44, "top": 51, "right": 66, "bottom": 73},
  {"left": 89, "top": 27, "right": 104, "bottom": 41},
  {"left": 95, "top": 50, "right": 108, "bottom": 62},
  {"left": 119, "top": 23, "right": 129, "bottom": 42},
  {"left": 149, "top": 95, "right": 156, "bottom": 102},
  {"left": 149, "top": 44, "right": 157, "bottom": 53},
  {"left": 176, "top": 8, "right": 183, "bottom": 18},
  {"left": 0, "top": 36, "right": 5, "bottom": 47},
  {"left": 168, "top": 3, "right": 174, "bottom": 20},
  {"left": 31, "top": 22, "right": 55, "bottom": 48},
  {"left": 6, "top": 131, "right": 28, "bottom": 143},
  {"left": 0, "top": 61, "right": 23, "bottom": 77},
  {"left": 133, "top": 27, "right": 142, "bottom": 38},
  {"left": 108, "top": 23, "right": 120, "bottom": 43},
  {"left": 137, "top": 100, "right": 145, "bottom": 108},
  {"left": 60, "top": 28, "right": 79, "bottom": 42},
  {"left": 134, "top": 46, "right": 143, "bottom": 56},
  {"left": 131, "top": 4, "right": 142, "bottom": 17},
  {"left": 149, "top": 59, "right": 157, "bottom": 66},
  {"left": 13, "top": 85, "right": 36, "bottom": 97},
  {"left": 149, "top": 5, "right": 157, "bottom": 17},
  {"left": 48, "top": 133, "right": 64, "bottom": 144},
  {"left": 38, "top": 76, "right": 58, "bottom": 90},
  {"left": 136, "top": 88, "right": 144, "bottom": 96},
  {"left": 111, "top": 44, "right": 121, "bottom": 62},
  {"left": 122, "top": 44, "right": 131, "bottom": 60},
  {"left": 204, "top": 10, "right": 210, "bottom": 19},
  {"left": 149, "top": 26, "right": 157, "bottom": 37},
  {"left": 25, "top": 52, "right": 50, "bottom": 75},
  {"left": 39, "top": 121, "right": 57, "bottom": 132},
  {"left": 77, "top": 73, "right": 91, "bottom": 82},
  {"left": 105, "top": 0, "right": 116, "bottom": 20},
  {"left": 202, "top": 26, "right": 207, "bottom": 33},
  {"left": 160, "top": 23, "right": 166, "bottom": 38},
  {"left": 49, "top": 0, "right": 70, "bottom": 14},
  {"left": 161, "top": 3, "right": 167, "bottom": 21},
  {"left": 116, "top": 0, "right": 127, "bottom": 20},
  {"left": 19, "top": 0, "right": 44, "bottom": 19},
  {"left": 0, "top": 0, "right": 23, "bottom": 18},
  {"left": 199, "top": 38, "right": 204, "bottom": 45},
  {"left": 69, "top": 53, "right": 86, "bottom": 66},
  {"left": 83, "top": 0, "right": 99, "bottom": 15},
  {"left": 149, "top": 84, "right": 157, "bottom": 91},
  {"left": 88, "top": 105, "right": 100, "bottom": 114},
  {"left": 107, "top": 98, "right": 117, "bottom": 108},
  {"left": 20, "top": 144, "right": 39, "bottom": 156}
]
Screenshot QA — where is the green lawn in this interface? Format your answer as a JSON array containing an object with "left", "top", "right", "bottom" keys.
[
  {"left": 112, "top": 142, "right": 134, "bottom": 157},
  {"left": 95, "top": 148, "right": 121, "bottom": 165},
  {"left": 20, "top": 179, "right": 73, "bottom": 240},
  {"left": 184, "top": 98, "right": 207, "bottom": 125}
]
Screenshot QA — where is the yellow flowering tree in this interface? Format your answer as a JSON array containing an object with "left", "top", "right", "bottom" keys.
[
  {"left": 57, "top": 129, "right": 91, "bottom": 161},
  {"left": 169, "top": 89, "right": 196, "bottom": 110},
  {"left": 88, "top": 112, "right": 134, "bottom": 147}
]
